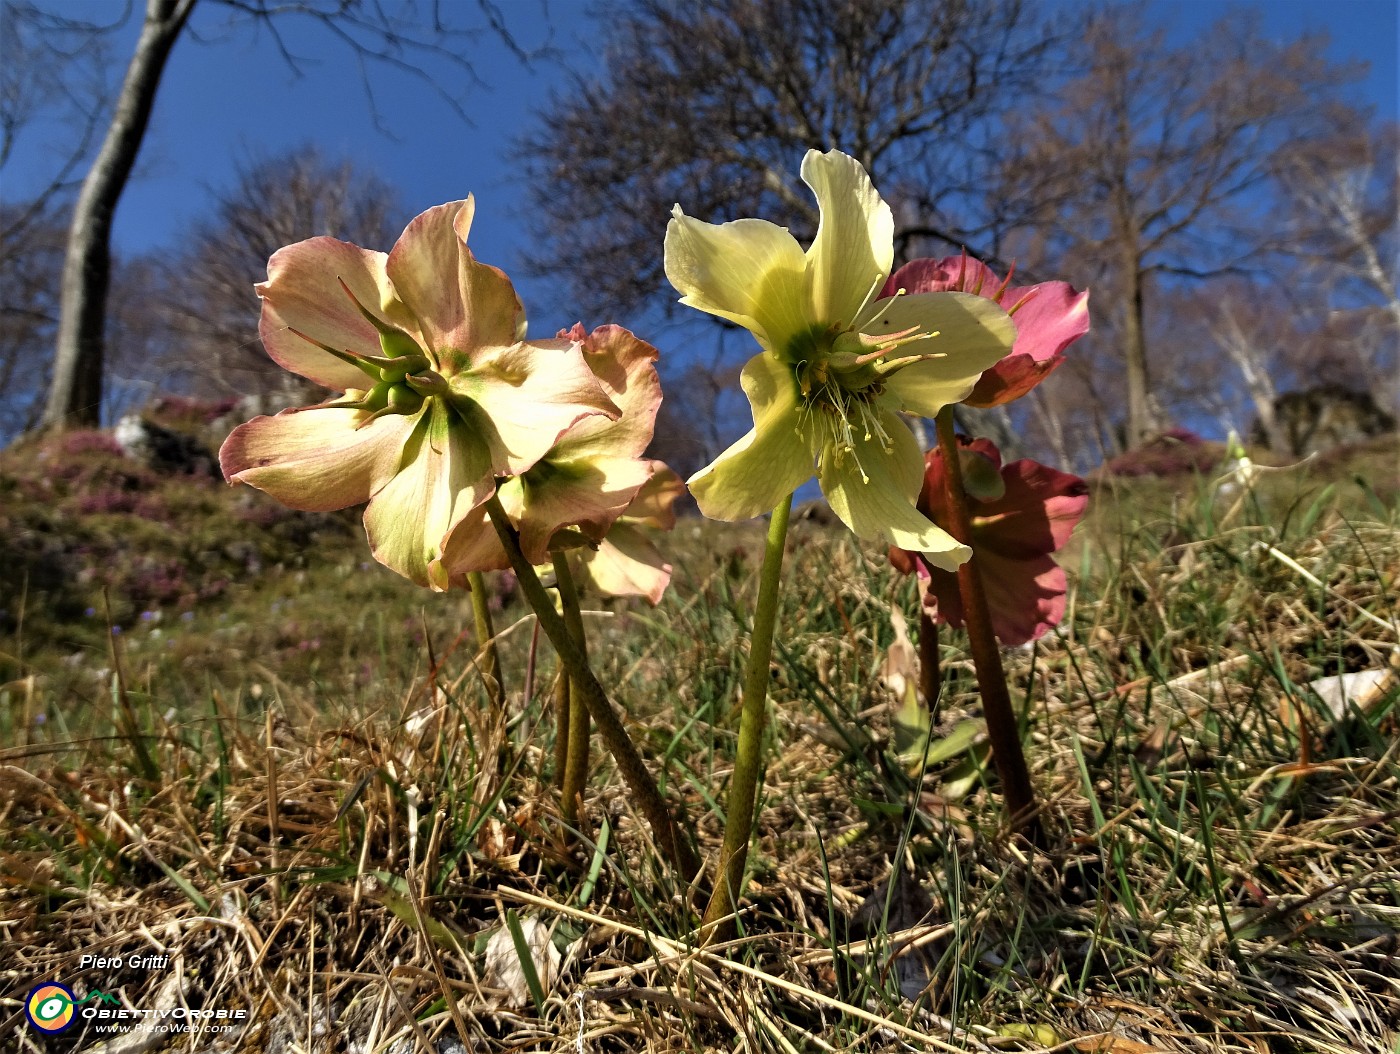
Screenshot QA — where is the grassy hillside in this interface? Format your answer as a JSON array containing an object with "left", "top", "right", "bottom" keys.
[{"left": 2, "top": 419, "right": 1398, "bottom": 1053}]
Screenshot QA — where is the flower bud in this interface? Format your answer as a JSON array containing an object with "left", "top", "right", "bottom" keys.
[{"left": 387, "top": 384, "right": 425, "bottom": 414}]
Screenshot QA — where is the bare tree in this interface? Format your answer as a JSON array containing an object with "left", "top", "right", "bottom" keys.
[
  {"left": 991, "top": 4, "right": 1364, "bottom": 448},
  {"left": 1211, "top": 288, "right": 1283, "bottom": 449},
  {"left": 0, "top": 1, "right": 114, "bottom": 439},
  {"left": 520, "top": 0, "right": 1061, "bottom": 324},
  {"left": 158, "top": 147, "right": 402, "bottom": 402},
  {"left": 1, "top": 2, "right": 112, "bottom": 220},
  {"left": 40, "top": 0, "right": 194, "bottom": 431},
  {"left": 0, "top": 200, "right": 66, "bottom": 438},
  {"left": 1276, "top": 123, "right": 1399, "bottom": 414},
  {"left": 36, "top": 0, "right": 528, "bottom": 432}
]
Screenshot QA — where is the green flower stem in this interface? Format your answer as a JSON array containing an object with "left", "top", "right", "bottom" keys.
[
  {"left": 467, "top": 571, "right": 506, "bottom": 711},
  {"left": 934, "top": 407, "right": 1043, "bottom": 842},
  {"left": 484, "top": 493, "right": 703, "bottom": 882},
  {"left": 552, "top": 668, "right": 570, "bottom": 790},
  {"left": 701, "top": 492, "right": 793, "bottom": 941},
  {"left": 552, "top": 552, "right": 592, "bottom": 826}
]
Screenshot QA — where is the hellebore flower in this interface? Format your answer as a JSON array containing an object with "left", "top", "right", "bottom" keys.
[
  {"left": 882, "top": 254, "right": 1089, "bottom": 408},
  {"left": 665, "top": 149, "right": 1015, "bottom": 564},
  {"left": 219, "top": 198, "right": 618, "bottom": 589},
  {"left": 889, "top": 438, "right": 1088, "bottom": 646},
  {"left": 439, "top": 322, "right": 665, "bottom": 577},
  {"left": 576, "top": 463, "right": 685, "bottom": 605}
]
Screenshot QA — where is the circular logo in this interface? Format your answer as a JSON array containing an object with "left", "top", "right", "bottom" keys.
[{"left": 26, "top": 983, "right": 77, "bottom": 1033}]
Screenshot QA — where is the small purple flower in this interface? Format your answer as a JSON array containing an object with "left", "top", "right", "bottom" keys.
[{"left": 85, "top": 607, "right": 97, "bottom": 618}]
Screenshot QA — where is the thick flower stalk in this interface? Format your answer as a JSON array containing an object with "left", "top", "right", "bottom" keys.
[
  {"left": 878, "top": 257, "right": 1089, "bottom": 839},
  {"left": 882, "top": 254, "right": 1090, "bottom": 408},
  {"left": 219, "top": 198, "right": 618, "bottom": 589},
  {"left": 890, "top": 437, "right": 1089, "bottom": 646},
  {"left": 667, "top": 149, "right": 1016, "bottom": 564}
]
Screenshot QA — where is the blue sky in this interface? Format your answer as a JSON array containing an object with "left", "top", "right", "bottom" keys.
[
  {"left": 2, "top": 0, "right": 1395, "bottom": 464},
  {"left": 5, "top": 0, "right": 1395, "bottom": 341}
]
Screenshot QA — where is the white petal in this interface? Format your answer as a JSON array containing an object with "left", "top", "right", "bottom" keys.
[
  {"left": 687, "top": 354, "right": 812, "bottom": 520},
  {"left": 664, "top": 208, "right": 810, "bottom": 359},
  {"left": 802, "top": 149, "right": 894, "bottom": 329},
  {"left": 579, "top": 526, "right": 672, "bottom": 605}
]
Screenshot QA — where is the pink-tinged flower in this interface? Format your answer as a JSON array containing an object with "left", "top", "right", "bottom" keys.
[
  {"left": 439, "top": 323, "right": 666, "bottom": 577},
  {"left": 889, "top": 437, "right": 1088, "bottom": 646},
  {"left": 881, "top": 255, "right": 1089, "bottom": 407},
  {"left": 219, "top": 198, "right": 619, "bottom": 589},
  {"left": 576, "top": 463, "right": 685, "bottom": 605}
]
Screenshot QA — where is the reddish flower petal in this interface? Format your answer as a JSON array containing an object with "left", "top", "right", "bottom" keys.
[
  {"left": 989, "top": 458, "right": 1090, "bottom": 555},
  {"left": 969, "top": 552, "right": 1067, "bottom": 647},
  {"left": 891, "top": 437, "right": 1087, "bottom": 644},
  {"left": 963, "top": 351, "right": 1065, "bottom": 407},
  {"left": 1001, "top": 279, "right": 1091, "bottom": 363},
  {"left": 881, "top": 256, "right": 1002, "bottom": 299},
  {"left": 888, "top": 544, "right": 918, "bottom": 576},
  {"left": 920, "top": 558, "right": 964, "bottom": 630}
]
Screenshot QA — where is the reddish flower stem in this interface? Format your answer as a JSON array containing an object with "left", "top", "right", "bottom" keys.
[
  {"left": 917, "top": 603, "right": 941, "bottom": 717},
  {"left": 933, "top": 408, "right": 1043, "bottom": 843}
]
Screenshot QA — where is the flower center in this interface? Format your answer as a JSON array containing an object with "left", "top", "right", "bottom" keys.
[
  {"left": 289, "top": 278, "right": 454, "bottom": 428},
  {"left": 785, "top": 293, "right": 946, "bottom": 484},
  {"left": 794, "top": 349, "right": 892, "bottom": 484}
]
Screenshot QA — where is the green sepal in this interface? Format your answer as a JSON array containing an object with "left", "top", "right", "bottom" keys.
[
  {"left": 959, "top": 446, "right": 1006, "bottom": 501},
  {"left": 387, "top": 384, "right": 424, "bottom": 414},
  {"left": 403, "top": 370, "right": 450, "bottom": 398},
  {"left": 335, "top": 277, "right": 428, "bottom": 366}
]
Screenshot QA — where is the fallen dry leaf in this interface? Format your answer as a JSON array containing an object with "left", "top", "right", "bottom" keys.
[{"left": 484, "top": 914, "right": 560, "bottom": 1008}]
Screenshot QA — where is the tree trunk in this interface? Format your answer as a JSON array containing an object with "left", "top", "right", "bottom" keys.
[
  {"left": 42, "top": 0, "right": 195, "bottom": 432},
  {"left": 1121, "top": 257, "right": 1155, "bottom": 447},
  {"left": 1215, "top": 307, "right": 1278, "bottom": 451}
]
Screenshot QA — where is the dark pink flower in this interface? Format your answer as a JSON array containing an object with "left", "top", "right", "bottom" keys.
[
  {"left": 889, "top": 438, "right": 1088, "bottom": 646},
  {"left": 880, "top": 255, "right": 1089, "bottom": 407}
]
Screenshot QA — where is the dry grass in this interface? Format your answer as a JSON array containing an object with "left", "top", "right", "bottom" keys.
[{"left": 2, "top": 437, "right": 1399, "bottom": 1053}]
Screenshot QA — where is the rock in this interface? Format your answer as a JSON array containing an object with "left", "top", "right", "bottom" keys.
[
  {"left": 114, "top": 415, "right": 217, "bottom": 477},
  {"left": 1259, "top": 385, "right": 1397, "bottom": 457}
]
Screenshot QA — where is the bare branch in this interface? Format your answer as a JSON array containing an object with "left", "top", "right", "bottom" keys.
[{"left": 519, "top": 0, "right": 1062, "bottom": 322}]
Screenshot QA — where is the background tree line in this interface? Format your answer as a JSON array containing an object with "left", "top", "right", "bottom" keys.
[{"left": 3, "top": 0, "right": 1394, "bottom": 474}]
